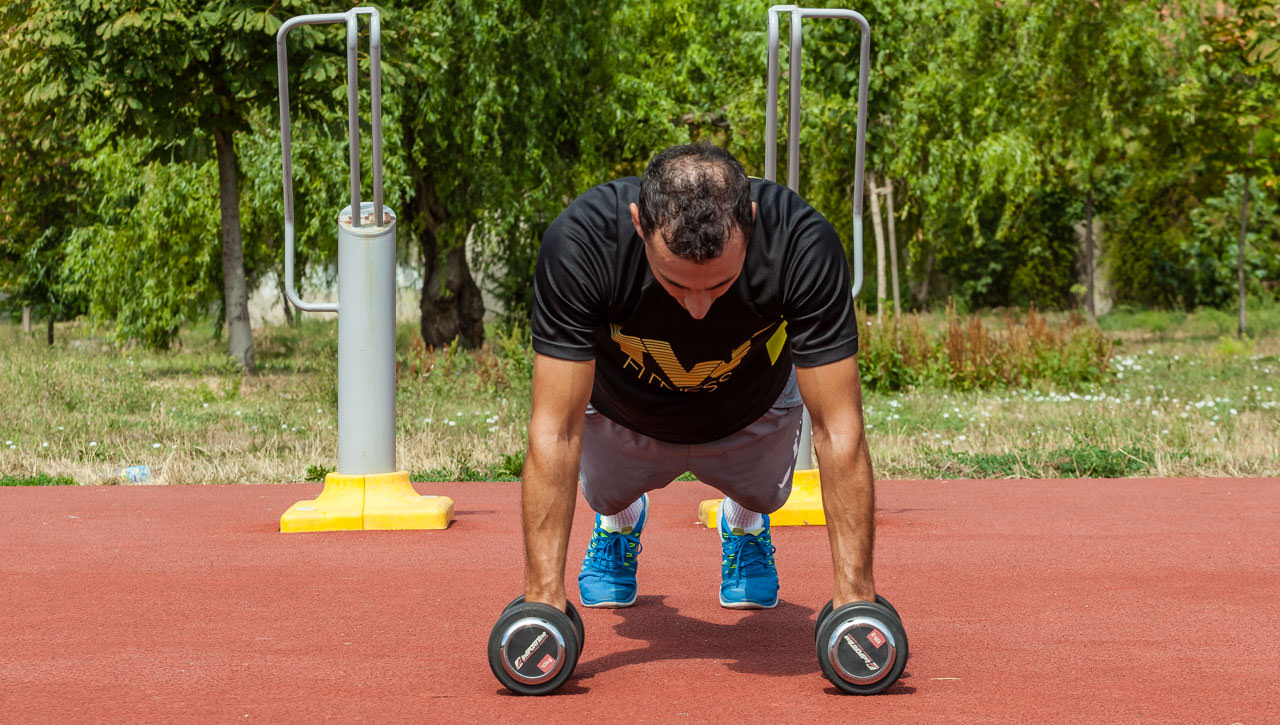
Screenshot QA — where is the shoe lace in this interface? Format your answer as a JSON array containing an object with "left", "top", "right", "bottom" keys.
[
  {"left": 721, "top": 530, "right": 776, "bottom": 582},
  {"left": 583, "top": 528, "right": 642, "bottom": 573}
]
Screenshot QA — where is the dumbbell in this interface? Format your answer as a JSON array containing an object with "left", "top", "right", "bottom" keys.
[
  {"left": 814, "top": 595, "right": 908, "bottom": 695},
  {"left": 501, "top": 594, "right": 585, "bottom": 656},
  {"left": 487, "top": 596, "right": 583, "bottom": 695},
  {"left": 815, "top": 594, "right": 906, "bottom": 661}
]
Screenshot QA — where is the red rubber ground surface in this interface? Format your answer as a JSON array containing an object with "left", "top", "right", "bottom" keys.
[{"left": 2, "top": 478, "right": 1277, "bottom": 723}]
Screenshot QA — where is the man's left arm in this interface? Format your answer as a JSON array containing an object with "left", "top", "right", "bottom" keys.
[{"left": 795, "top": 355, "right": 876, "bottom": 607}]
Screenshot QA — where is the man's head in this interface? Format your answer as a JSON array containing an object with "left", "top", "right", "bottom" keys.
[
  {"left": 633, "top": 144, "right": 755, "bottom": 261},
  {"left": 630, "top": 144, "right": 756, "bottom": 319}
]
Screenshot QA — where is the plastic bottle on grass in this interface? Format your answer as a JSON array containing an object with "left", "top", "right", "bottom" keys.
[{"left": 116, "top": 466, "right": 151, "bottom": 483}]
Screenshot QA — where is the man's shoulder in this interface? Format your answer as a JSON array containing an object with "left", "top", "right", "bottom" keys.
[
  {"left": 549, "top": 177, "right": 639, "bottom": 239},
  {"left": 568, "top": 176, "right": 640, "bottom": 212},
  {"left": 749, "top": 177, "right": 833, "bottom": 247},
  {"left": 750, "top": 177, "right": 819, "bottom": 214}
]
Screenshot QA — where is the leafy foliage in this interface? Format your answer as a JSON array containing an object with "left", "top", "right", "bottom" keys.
[
  {"left": 1186, "top": 173, "right": 1280, "bottom": 306},
  {"left": 2, "top": 0, "right": 1279, "bottom": 348},
  {"left": 63, "top": 129, "right": 223, "bottom": 348},
  {"left": 0, "top": 473, "right": 78, "bottom": 486},
  {"left": 858, "top": 305, "right": 1113, "bottom": 392}
]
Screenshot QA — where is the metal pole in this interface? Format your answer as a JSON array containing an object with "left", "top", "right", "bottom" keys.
[
  {"left": 277, "top": 8, "right": 396, "bottom": 475},
  {"left": 337, "top": 204, "right": 397, "bottom": 473},
  {"left": 788, "top": 11, "right": 803, "bottom": 192},
  {"left": 278, "top": 11, "right": 348, "bottom": 313},
  {"left": 764, "top": 7, "right": 789, "bottom": 182},
  {"left": 365, "top": 8, "right": 384, "bottom": 223},
  {"left": 346, "top": 12, "right": 362, "bottom": 227},
  {"left": 764, "top": 6, "right": 872, "bottom": 468}
]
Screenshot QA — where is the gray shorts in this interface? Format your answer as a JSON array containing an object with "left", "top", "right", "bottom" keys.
[{"left": 579, "top": 373, "right": 804, "bottom": 515}]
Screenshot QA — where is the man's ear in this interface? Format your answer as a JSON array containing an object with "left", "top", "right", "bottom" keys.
[{"left": 629, "top": 202, "right": 645, "bottom": 241}]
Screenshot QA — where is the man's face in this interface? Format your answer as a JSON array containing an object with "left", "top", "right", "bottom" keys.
[{"left": 630, "top": 202, "right": 754, "bottom": 320}]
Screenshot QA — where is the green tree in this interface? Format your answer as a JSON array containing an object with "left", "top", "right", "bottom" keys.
[
  {"left": 1195, "top": 1, "right": 1280, "bottom": 333},
  {"left": 63, "top": 129, "right": 223, "bottom": 347},
  {"left": 881, "top": 3, "right": 1052, "bottom": 309},
  {"left": 0, "top": 5, "right": 87, "bottom": 343},
  {"left": 862, "top": 1, "right": 1191, "bottom": 313},
  {"left": 4, "top": 0, "right": 335, "bottom": 366},
  {"left": 388, "top": 0, "right": 627, "bottom": 345},
  {"left": 1019, "top": 2, "right": 1176, "bottom": 316}
]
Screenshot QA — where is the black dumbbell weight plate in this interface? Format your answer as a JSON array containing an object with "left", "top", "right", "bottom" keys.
[
  {"left": 488, "top": 602, "right": 579, "bottom": 695},
  {"left": 816, "top": 601, "right": 907, "bottom": 695},
  {"left": 503, "top": 595, "right": 585, "bottom": 657},
  {"left": 816, "top": 600, "right": 833, "bottom": 643},
  {"left": 565, "top": 600, "right": 585, "bottom": 655},
  {"left": 815, "top": 595, "right": 902, "bottom": 646}
]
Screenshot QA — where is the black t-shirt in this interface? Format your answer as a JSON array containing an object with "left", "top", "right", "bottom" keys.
[{"left": 531, "top": 177, "right": 858, "bottom": 444}]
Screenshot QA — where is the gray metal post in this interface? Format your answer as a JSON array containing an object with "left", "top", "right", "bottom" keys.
[
  {"left": 765, "top": 5, "right": 871, "bottom": 468},
  {"left": 337, "top": 203, "right": 397, "bottom": 473},
  {"left": 788, "top": 12, "right": 803, "bottom": 191},
  {"left": 278, "top": 7, "right": 396, "bottom": 475}
]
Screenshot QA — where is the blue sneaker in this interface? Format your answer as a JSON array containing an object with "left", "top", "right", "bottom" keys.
[
  {"left": 718, "top": 507, "right": 779, "bottom": 609},
  {"left": 578, "top": 494, "right": 648, "bottom": 608}
]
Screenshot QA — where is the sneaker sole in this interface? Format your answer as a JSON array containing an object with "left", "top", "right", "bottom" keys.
[
  {"left": 719, "top": 594, "right": 779, "bottom": 610},
  {"left": 579, "top": 593, "right": 637, "bottom": 609}
]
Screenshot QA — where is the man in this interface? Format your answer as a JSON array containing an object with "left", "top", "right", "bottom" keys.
[{"left": 523, "top": 143, "right": 876, "bottom": 615}]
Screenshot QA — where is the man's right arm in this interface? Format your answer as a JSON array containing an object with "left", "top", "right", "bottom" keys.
[{"left": 522, "top": 352, "right": 596, "bottom": 612}]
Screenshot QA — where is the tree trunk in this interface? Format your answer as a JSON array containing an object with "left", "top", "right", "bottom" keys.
[
  {"left": 46, "top": 312, "right": 54, "bottom": 346},
  {"left": 914, "top": 229, "right": 933, "bottom": 305},
  {"left": 404, "top": 174, "right": 484, "bottom": 349},
  {"left": 213, "top": 128, "right": 255, "bottom": 372},
  {"left": 277, "top": 270, "right": 295, "bottom": 328},
  {"left": 868, "top": 170, "right": 887, "bottom": 323},
  {"left": 886, "top": 177, "right": 901, "bottom": 316},
  {"left": 1085, "top": 186, "right": 1095, "bottom": 318},
  {"left": 1237, "top": 137, "right": 1253, "bottom": 339},
  {"left": 422, "top": 245, "right": 485, "bottom": 348},
  {"left": 22, "top": 306, "right": 31, "bottom": 334}
]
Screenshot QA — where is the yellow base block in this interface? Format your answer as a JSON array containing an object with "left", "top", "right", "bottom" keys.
[
  {"left": 363, "top": 471, "right": 455, "bottom": 530},
  {"left": 698, "top": 468, "right": 826, "bottom": 528},
  {"left": 281, "top": 473, "right": 366, "bottom": 532},
  {"left": 280, "top": 471, "right": 454, "bottom": 532}
]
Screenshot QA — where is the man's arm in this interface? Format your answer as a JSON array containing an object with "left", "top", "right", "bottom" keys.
[
  {"left": 522, "top": 353, "right": 596, "bottom": 611},
  {"left": 794, "top": 355, "right": 876, "bottom": 608}
]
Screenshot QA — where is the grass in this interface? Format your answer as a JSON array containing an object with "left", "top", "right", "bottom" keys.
[
  {"left": 858, "top": 303, "right": 1113, "bottom": 392},
  {"left": 0, "top": 304, "right": 1277, "bottom": 484},
  {"left": 1, "top": 472, "right": 77, "bottom": 486},
  {"left": 864, "top": 336, "right": 1279, "bottom": 479},
  {"left": 0, "top": 317, "right": 530, "bottom": 486},
  {"left": 1098, "top": 298, "right": 1280, "bottom": 341}
]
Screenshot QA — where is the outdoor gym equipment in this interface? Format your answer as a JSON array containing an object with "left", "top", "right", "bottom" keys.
[
  {"left": 275, "top": 7, "right": 453, "bottom": 532},
  {"left": 699, "top": 5, "right": 871, "bottom": 528}
]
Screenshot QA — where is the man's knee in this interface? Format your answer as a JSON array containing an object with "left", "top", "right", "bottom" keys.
[{"left": 728, "top": 483, "right": 792, "bottom": 515}]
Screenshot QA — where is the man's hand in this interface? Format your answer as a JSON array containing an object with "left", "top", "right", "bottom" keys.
[
  {"left": 795, "top": 355, "right": 877, "bottom": 607},
  {"left": 522, "top": 354, "right": 595, "bottom": 611}
]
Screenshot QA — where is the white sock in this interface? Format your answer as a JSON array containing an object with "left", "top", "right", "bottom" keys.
[
  {"left": 720, "top": 497, "right": 765, "bottom": 535},
  {"left": 599, "top": 496, "right": 645, "bottom": 533}
]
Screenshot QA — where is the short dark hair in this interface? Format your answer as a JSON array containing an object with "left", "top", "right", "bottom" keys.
[{"left": 636, "top": 144, "right": 754, "bottom": 262}]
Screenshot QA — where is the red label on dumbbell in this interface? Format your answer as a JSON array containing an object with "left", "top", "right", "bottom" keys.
[
  {"left": 537, "top": 654, "right": 556, "bottom": 674},
  {"left": 867, "top": 629, "right": 887, "bottom": 649}
]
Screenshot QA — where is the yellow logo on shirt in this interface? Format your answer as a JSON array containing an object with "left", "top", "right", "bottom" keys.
[{"left": 609, "top": 322, "right": 787, "bottom": 392}]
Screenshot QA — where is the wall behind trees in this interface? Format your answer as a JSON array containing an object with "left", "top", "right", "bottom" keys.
[{"left": 1, "top": 1, "right": 1276, "bottom": 352}]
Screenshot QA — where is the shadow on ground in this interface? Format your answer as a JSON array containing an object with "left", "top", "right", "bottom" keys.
[{"left": 570, "top": 595, "right": 914, "bottom": 695}]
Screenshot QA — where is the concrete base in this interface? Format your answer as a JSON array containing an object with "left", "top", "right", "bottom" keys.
[
  {"left": 698, "top": 468, "right": 826, "bottom": 528},
  {"left": 281, "top": 471, "right": 454, "bottom": 532}
]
